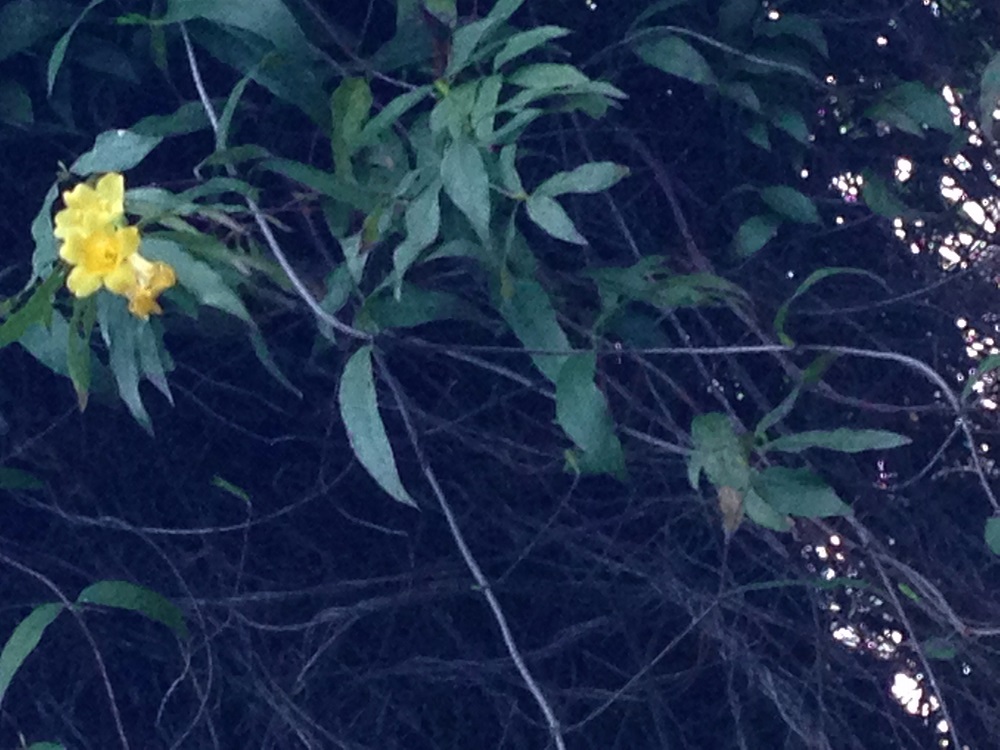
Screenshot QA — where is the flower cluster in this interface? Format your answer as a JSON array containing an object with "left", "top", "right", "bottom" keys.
[{"left": 53, "top": 172, "right": 176, "bottom": 320}]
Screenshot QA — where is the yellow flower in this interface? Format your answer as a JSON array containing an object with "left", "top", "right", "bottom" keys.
[
  {"left": 54, "top": 172, "right": 140, "bottom": 298},
  {"left": 120, "top": 253, "right": 177, "bottom": 320},
  {"left": 54, "top": 172, "right": 126, "bottom": 233}
]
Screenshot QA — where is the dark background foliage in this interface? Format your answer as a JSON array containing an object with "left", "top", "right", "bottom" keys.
[{"left": 0, "top": 1, "right": 999, "bottom": 749}]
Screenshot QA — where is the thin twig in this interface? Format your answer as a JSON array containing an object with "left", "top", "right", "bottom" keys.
[
  {"left": 178, "top": 25, "right": 371, "bottom": 343},
  {"left": 0, "top": 552, "right": 131, "bottom": 750},
  {"left": 373, "top": 349, "right": 568, "bottom": 750}
]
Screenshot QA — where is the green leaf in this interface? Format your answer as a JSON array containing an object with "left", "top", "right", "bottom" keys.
[
  {"left": 689, "top": 412, "right": 749, "bottom": 489},
  {"left": 357, "top": 87, "right": 432, "bottom": 148},
  {"left": 868, "top": 82, "right": 957, "bottom": 137},
  {"left": 986, "top": 516, "right": 1000, "bottom": 555},
  {"left": 508, "top": 63, "right": 591, "bottom": 89},
  {"left": 732, "top": 213, "right": 781, "bottom": 257},
  {"left": 752, "top": 466, "right": 851, "bottom": 518},
  {"left": 964, "top": 353, "right": 1000, "bottom": 401},
  {"left": 365, "top": 284, "right": 488, "bottom": 331},
  {"left": 634, "top": 35, "right": 715, "bottom": 86},
  {"left": 67, "top": 296, "right": 96, "bottom": 409},
  {"left": 47, "top": 0, "right": 106, "bottom": 96},
  {"left": 444, "top": 0, "right": 526, "bottom": 77},
  {"left": 77, "top": 580, "right": 189, "bottom": 640},
  {"left": 860, "top": 170, "right": 909, "bottom": 219},
  {"left": 525, "top": 194, "right": 586, "bottom": 245},
  {"left": 744, "top": 121, "right": 770, "bottom": 150},
  {"left": 131, "top": 100, "right": 211, "bottom": 137},
  {"left": 216, "top": 65, "right": 258, "bottom": 151},
  {"left": 422, "top": 0, "right": 456, "bottom": 27},
  {"left": 96, "top": 294, "right": 152, "bottom": 432},
  {"left": 979, "top": 53, "right": 1000, "bottom": 144},
  {"left": 0, "top": 603, "right": 63, "bottom": 710},
  {"left": 773, "top": 267, "right": 886, "bottom": 346},
  {"left": 28, "top": 184, "right": 59, "bottom": 286},
  {"left": 441, "top": 138, "right": 491, "bottom": 241},
  {"left": 142, "top": 238, "right": 251, "bottom": 322},
  {"left": 498, "top": 144, "right": 525, "bottom": 195},
  {"left": 898, "top": 582, "right": 921, "bottom": 602},
  {"left": 0, "top": 0, "right": 74, "bottom": 62},
  {"left": 134, "top": 0, "right": 318, "bottom": 58},
  {"left": 338, "top": 345, "right": 417, "bottom": 507},
  {"left": 430, "top": 80, "right": 478, "bottom": 137},
  {"left": 0, "top": 79, "right": 33, "bottom": 125},
  {"left": 757, "top": 14, "right": 828, "bottom": 58},
  {"left": 500, "top": 278, "right": 570, "bottom": 383},
  {"left": 211, "top": 475, "right": 250, "bottom": 503},
  {"left": 555, "top": 353, "right": 626, "bottom": 478},
  {"left": 754, "top": 386, "right": 801, "bottom": 438},
  {"left": 0, "top": 270, "right": 63, "bottom": 350},
  {"left": 472, "top": 74, "right": 503, "bottom": 141},
  {"left": 922, "top": 637, "right": 957, "bottom": 661},
  {"left": 743, "top": 488, "right": 792, "bottom": 531},
  {"left": 493, "top": 25, "right": 570, "bottom": 70},
  {"left": 718, "top": 81, "right": 760, "bottom": 113},
  {"left": 759, "top": 185, "right": 820, "bottom": 224},
  {"left": 718, "top": 0, "right": 759, "bottom": 36},
  {"left": 763, "top": 429, "right": 912, "bottom": 454},
  {"left": 71, "top": 128, "right": 162, "bottom": 175},
  {"left": 535, "top": 161, "right": 629, "bottom": 197},
  {"left": 769, "top": 106, "right": 810, "bottom": 143},
  {"left": 393, "top": 182, "right": 442, "bottom": 294},
  {"left": 0, "top": 467, "right": 43, "bottom": 490},
  {"left": 330, "top": 77, "right": 372, "bottom": 183}
]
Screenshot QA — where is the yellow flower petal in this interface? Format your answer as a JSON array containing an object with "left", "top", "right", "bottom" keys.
[
  {"left": 93, "top": 172, "right": 124, "bottom": 210},
  {"left": 127, "top": 290, "right": 163, "bottom": 320},
  {"left": 104, "top": 261, "right": 138, "bottom": 296},
  {"left": 118, "top": 254, "right": 177, "bottom": 319},
  {"left": 54, "top": 172, "right": 127, "bottom": 245},
  {"left": 66, "top": 265, "right": 104, "bottom": 298}
]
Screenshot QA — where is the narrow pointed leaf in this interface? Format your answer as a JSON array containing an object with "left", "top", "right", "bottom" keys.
[
  {"left": 77, "top": 580, "right": 189, "bottom": 640},
  {"left": 441, "top": 138, "right": 490, "bottom": 241},
  {"left": 525, "top": 194, "right": 586, "bottom": 244},
  {"left": 0, "top": 603, "right": 63, "bottom": 710},
  {"left": 763, "top": 428, "right": 911, "bottom": 454},
  {"left": 339, "top": 345, "right": 416, "bottom": 507},
  {"left": 752, "top": 466, "right": 851, "bottom": 518}
]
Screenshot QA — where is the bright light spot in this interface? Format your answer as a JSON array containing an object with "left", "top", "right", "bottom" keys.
[
  {"left": 826, "top": 74, "right": 837, "bottom": 85},
  {"left": 939, "top": 246, "right": 962, "bottom": 265},
  {"left": 876, "top": 35, "right": 889, "bottom": 47},
  {"left": 953, "top": 153, "right": 972, "bottom": 171},
  {"left": 941, "top": 185, "right": 965, "bottom": 202},
  {"left": 832, "top": 625, "right": 860, "bottom": 648},
  {"left": 895, "top": 157, "right": 913, "bottom": 182},
  {"left": 962, "top": 201, "right": 986, "bottom": 224},
  {"left": 767, "top": 9, "right": 780, "bottom": 20},
  {"left": 800, "top": 168, "right": 809, "bottom": 179},
  {"left": 836, "top": 216, "right": 845, "bottom": 225},
  {"left": 891, "top": 673, "right": 923, "bottom": 715},
  {"left": 816, "top": 546, "right": 829, "bottom": 560},
  {"left": 957, "top": 317, "right": 968, "bottom": 328}
]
